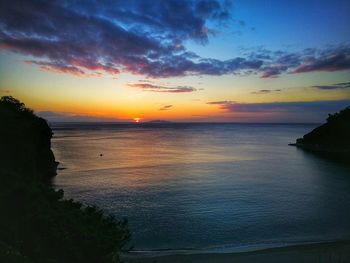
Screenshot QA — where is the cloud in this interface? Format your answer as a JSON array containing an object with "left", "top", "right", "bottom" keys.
[
  {"left": 207, "top": 100, "right": 233, "bottom": 105},
  {"left": 139, "top": 79, "right": 155, "bottom": 83},
  {"left": 312, "top": 82, "right": 350, "bottom": 90},
  {"left": 23, "top": 60, "right": 90, "bottom": 76},
  {"left": 159, "top": 105, "right": 173, "bottom": 111},
  {"left": 128, "top": 83, "right": 196, "bottom": 93},
  {"left": 260, "top": 65, "right": 288, "bottom": 78},
  {"left": 251, "top": 89, "right": 281, "bottom": 94},
  {"left": 253, "top": 45, "right": 350, "bottom": 78},
  {"left": 207, "top": 100, "right": 350, "bottom": 113},
  {"left": 1, "top": 1, "right": 349, "bottom": 78},
  {"left": 293, "top": 54, "right": 350, "bottom": 74},
  {"left": 0, "top": 0, "right": 237, "bottom": 78}
]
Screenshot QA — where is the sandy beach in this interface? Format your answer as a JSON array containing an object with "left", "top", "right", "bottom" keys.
[{"left": 122, "top": 241, "right": 350, "bottom": 263}]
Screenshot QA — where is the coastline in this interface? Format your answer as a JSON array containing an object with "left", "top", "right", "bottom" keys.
[
  {"left": 288, "top": 143, "right": 350, "bottom": 162},
  {"left": 289, "top": 142, "right": 350, "bottom": 154},
  {"left": 122, "top": 240, "right": 350, "bottom": 263}
]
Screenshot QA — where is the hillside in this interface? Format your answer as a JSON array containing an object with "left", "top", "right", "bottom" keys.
[
  {"left": 292, "top": 106, "right": 350, "bottom": 156},
  {"left": 0, "top": 96, "right": 130, "bottom": 263}
]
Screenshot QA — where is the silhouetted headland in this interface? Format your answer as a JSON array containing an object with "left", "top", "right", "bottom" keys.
[
  {"left": 290, "top": 106, "right": 350, "bottom": 159},
  {"left": 0, "top": 96, "right": 130, "bottom": 263},
  {"left": 0, "top": 96, "right": 58, "bottom": 181},
  {"left": 147, "top": 120, "right": 172, "bottom": 123}
]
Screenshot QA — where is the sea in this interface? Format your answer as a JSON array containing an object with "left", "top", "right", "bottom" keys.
[{"left": 51, "top": 123, "right": 350, "bottom": 253}]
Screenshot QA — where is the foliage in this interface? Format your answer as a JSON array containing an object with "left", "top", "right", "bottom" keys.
[
  {"left": 0, "top": 96, "right": 34, "bottom": 117},
  {"left": 0, "top": 96, "right": 130, "bottom": 263},
  {"left": 297, "top": 106, "right": 350, "bottom": 148},
  {"left": 326, "top": 106, "right": 350, "bottom": 123}
]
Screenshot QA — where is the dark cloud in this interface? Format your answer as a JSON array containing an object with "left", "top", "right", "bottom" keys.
[
  {"left": 0, "top": 0, "right": 240, "bottom": 78},
  {"left": 253, "top": 89, "right": 271, "bottom": 94},
  {"left": 260, "top": 66, "right": 286, "bottom": 78},
  {"left": 23, "top": 60, "right": 91, "bottom": 76},
  {"left": 253, "top": 45, "right": 350, "bottom": 78},
  {"left": 294, "top": 54, "right": 350, "bottom": 74},
  {"left": 126, "top": 55, "right": 264, "bottom": 78},
  {"left": 159, "top": 105, "right": 173, "bottom": 111},
  {"left": 207, "top": 100, "right": 350, "bottom": 113},
  {"left": 251, "top": 89, "right": 281, "bottom": 94},
  {"left": 1, "top": 1, "right": 349, "bottom": 78},
  {"left": 312, "top": 82, "right": 350, "bottom": 90},
  {"left": 207, "top": 100, "right": 234, "bottom": 105},
  {"left": 128, "top": 83, "right": 196, "bottom": 93}
]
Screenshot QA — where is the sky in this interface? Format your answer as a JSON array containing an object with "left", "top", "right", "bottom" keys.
[{"left": 0, "top": 0, "right": 350, "bottom": 123}]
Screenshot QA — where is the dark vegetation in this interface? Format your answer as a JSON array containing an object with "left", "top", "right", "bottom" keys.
[
  {"left": 0, "top": 96, "right": 130, "bottom": 263},
  {"left": 293, "top": 106, "right": 350, "bottom": 157}
]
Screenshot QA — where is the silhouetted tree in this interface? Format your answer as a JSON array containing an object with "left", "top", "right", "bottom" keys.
[
  {"left": 295, "top": 106, "right": 350, "bottom": 158},
  {"left": 0, "top": 96, "right": 34, "bottom": 116}
]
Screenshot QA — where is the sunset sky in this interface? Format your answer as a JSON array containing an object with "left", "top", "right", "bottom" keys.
[{"left": 0, "top": 0, "right": 350, "bottom": 122}]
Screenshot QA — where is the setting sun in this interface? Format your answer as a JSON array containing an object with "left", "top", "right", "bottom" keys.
[{"left": 133, "top": 117, "right": 141, "bottom": 123}]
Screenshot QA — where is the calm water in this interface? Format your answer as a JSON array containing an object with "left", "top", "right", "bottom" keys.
[{"left": 51, "top": 123, "right": 350, "bottom": 252}]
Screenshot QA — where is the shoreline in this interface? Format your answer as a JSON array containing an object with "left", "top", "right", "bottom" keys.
[
  {"left": 122, "top": 240, "right": 350, "bottom": 263},
  {"left": 289, "top": 142, "right": 350, "bottom": 154}
]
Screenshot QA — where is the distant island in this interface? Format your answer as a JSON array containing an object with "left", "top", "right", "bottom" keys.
[
  {"left": 146, "top": 120, "right": 172, "bottom": 123},
  {"left": 290, "top": 106, "right": 350, "bottom": 158},
  {"left": 0, "top": 96, "right": 130, "bottom": 263}
]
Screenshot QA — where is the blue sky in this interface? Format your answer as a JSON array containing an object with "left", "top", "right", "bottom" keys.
[{"left": 0, "top": 0, "right": 349, "bottom": 122}]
